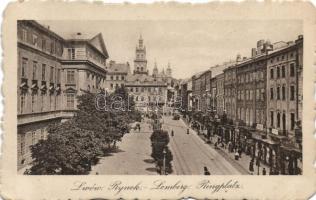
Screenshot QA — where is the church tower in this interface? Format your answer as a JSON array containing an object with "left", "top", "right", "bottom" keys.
[
  {"left": 153, "top": 61, "right": 158, "bottom": 77},
  {"left": 166, "top": 62, "right": 172, "bottom": 77},
  {"left": 134, "top": 35, "right": 148, "bottom": 75}
]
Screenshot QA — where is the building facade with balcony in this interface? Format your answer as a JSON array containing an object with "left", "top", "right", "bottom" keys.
[
  {"left": 266, "top": 35, "right": 303, "bottom": 174},
  {"left": 17, "top": 20, "right": 109, "bottom": 171},
  {"left": 17, "top": 20, "right": 67, "bottom": 170}
]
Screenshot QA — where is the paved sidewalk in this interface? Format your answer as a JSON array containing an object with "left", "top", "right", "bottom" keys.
[{"left": 180, "top": 118, "right": 270, "bottom": 175}]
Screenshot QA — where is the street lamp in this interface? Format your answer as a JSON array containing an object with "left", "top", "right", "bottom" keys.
[{"left": 162, "top": 148, "right": 167, "bottom": 175}]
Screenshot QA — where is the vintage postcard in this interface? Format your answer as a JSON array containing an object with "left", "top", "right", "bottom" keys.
[{"left": 1, "top": 1, "right": 316, "bottom": 199}]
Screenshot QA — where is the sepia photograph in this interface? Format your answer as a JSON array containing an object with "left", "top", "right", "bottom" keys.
[{"left": 17, "top": 19, "right": 303, "bottom": 176}]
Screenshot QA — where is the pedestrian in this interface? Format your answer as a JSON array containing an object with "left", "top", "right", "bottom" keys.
[
  {"left": 214, "top": 142, "right": 218, "bottom": 149},
  {"left": 204, "top": 166, "right": 210, "bottom": 175},
  {"left": 171, "top": 130, "right": 174, "bottom": 137},
  {"left": 249, "top": 160, "right": 254, "bottom": 175},
  {"left": 262, "top": 168, "right": 266, "bottom": 175},
  {"left": 187, "top": 128, "right": 190, "bottom": 135},
  {"left": 238, "top": 148, "right": 242, "bottom": 158},
  {"left": 234, "top": 151, "right": 239, "bottom": 160},
  {"left": 96, "top": 172, "right": 99, "bottom": 175}
]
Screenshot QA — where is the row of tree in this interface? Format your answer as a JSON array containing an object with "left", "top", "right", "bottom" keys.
[
  {"left": 28, "top": 87, "right": 142, "bottom": 175},
  {"left": 150, "top": 129, "right": 173, "bottom": 174}
]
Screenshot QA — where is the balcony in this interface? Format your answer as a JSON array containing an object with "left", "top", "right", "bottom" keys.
[
  {"left": 31, "top": 80, "right": 39, "bottom": 94},
  {"left": 56, "top": 83, "right": 61, "bottom": 95},
  {"left": 20, "top": 78, "right": 29, "bottom": 92},
  {"left": 49, "top": 83, "right": 55, "bottom": 95},
  {"left": 40, "top": 81, "right": 47, "bottom": 94}
]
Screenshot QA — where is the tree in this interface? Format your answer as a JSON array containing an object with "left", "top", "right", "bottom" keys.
[
  {"left": 29, "top": 120, "right": 102, "bottom": 175},
  {"left": 150, "top": 130, "right": 173, "bottom": 174}
]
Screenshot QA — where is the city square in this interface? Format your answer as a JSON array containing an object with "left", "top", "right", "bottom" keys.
[{"left": 17, "top": 20, "right": 303, "bottom": 175}]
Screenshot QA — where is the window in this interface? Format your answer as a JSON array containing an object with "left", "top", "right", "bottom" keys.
[
  {"left": 32, "top": 34, "right": 38, "bottom": 46},
  {"left": 121, "top": 76, "right": 125, "bottom": 80},
  {"left": 20, "top": 94, "right": 25, "bottom": 114},
  {"left": 290, "top": 85, "right": 295, "bottom": 100},
  {"left": 270, "top": 111, "right": 274, "bottom": 127},
  {"left": 277, "top": 87, "right": 280, "bottom": 100},
  {"left": 277, "top": 67, "right": 280, "bottom": 78},
  {"left": 282, "top": 113, "right": 286, "bottom": 130},
  {"left": 32, "top": 131, "right": 36, "bottom": 145},
  {"left": 32, "top": 61, "right": 37, "bottom": 80},
  {"left": 290, "top": 113, "right": 295, "bottom": 130},
  {"left": 116, "top": 76, "right": 119, "bottom": 80},
  {"left": 31, "top": 94, "right": 36, "bottom": 113},
  {"left": 130, "top": 87, "right": 134, "bottom": 92},
  {"left": 116, "top": 84, "right": 119, "bottom": 88},
  {"left": 277, "top": 113, "right": 281, "bottom": 128},
  {"left": 282, "top": 85, "right": 286, "bottom": 100},
  {"left": 20, "top": 133, "right": 25, "bottom": 156},
  {"left": 66, "top": 70, "right": 75, "bottom": 84},
  {"left": 57, "top": 69, "right": 61, "bottom": 83},
  {"left": 68, "top": 48, "right": 75, "bottom": 60},
  {"left": 111, "top": 76, "right": 113, "bottom": 80},
  {"left": 49, "top": 66, "right": 54, "bottom": 82},
  {"left": 141, "top": 96, "right": 144, "bottom": 101},
  {"left": 281, "top": 65, "right": 285, "bottom": 78},
  {"left": 261, "top": 89, "right": 265, "bottom": 100},
  {"left": 290, "top": 63, "right": 295, "bottom": 77},
  {"left": 141, "top": 87, "right": 144, "bottom": 92},
  {"left": 110, "top": 83, "right": 113, "bottom": 89},
  {"left": 66, "top": 93, "right": 75, "bottom": 109},
  {"left": 256, "top": 89, "right": 260, "bottom": 100},
  {"left": 42, "top": 39, "right": 46, "bottom": 50},
  {"left": 40, "top": 129, "right": 45, "bottom": 140},
  {"left": 21, "top": 58, "right": 28, "bottom": 77},
  {"left": 41, "top": 64, "right": 46, "bottom": 81},
  {"left": 22, "top": 28, "right": 27, "bottom": 41},
  {"left": 136, "top": 87, "right": 139, "bottom": 92}
]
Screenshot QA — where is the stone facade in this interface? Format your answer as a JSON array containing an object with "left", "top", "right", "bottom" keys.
[
  {"left": 17, "top": 20, "right": 109, "bottom": 170},
  {"left": 266, "top": 36, "right": 303, "bottom": 137}
]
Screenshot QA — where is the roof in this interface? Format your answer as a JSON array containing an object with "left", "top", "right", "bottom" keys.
[
  {"left": 126, "top": 74, "right": 167, "bottom": 86},
  {"left": 66, "top": 33, "right": 109, "bottom": 58},
  {"left": 108, "top": 62, "right": 130, "bottom": 74}
]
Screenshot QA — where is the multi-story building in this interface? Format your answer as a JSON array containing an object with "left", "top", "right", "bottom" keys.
[
  {"left": 236, "top": 43, "right": 268, "bottom": 128},
  {"left": 125, "top": 36, "right": 168, "bottom": 112},
  {"left": 106, "top": 60, "right": 130, "bottom": 92},
  {"left": 61, "top": 32, "right": 109, "bottom": 109},
  {"left": 17, "top": 20, "right": 67, "bottom": 170},
  {"left": 17, "top": 20, "right": 109, "bottom": 170},
  {"left": 209, "top": 77, "right": 217, "bottom": 112},
  {"left": 216, "top": 73, "right": 225, "bottom": 116},
  {"left": 266, "top": 35, "right": 303, "bottom": 174},
  {"left": 223, "top": 61, "right": 237, "bottom": 122}
]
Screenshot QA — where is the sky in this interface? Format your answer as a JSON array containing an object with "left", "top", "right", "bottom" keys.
[{"left": 40, "top": 20, "right": 302, "bottom": 79}]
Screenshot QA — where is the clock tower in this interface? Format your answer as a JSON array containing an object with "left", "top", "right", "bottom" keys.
[{"left": 134, "top": 35, "right": 148, "bottom": 75}]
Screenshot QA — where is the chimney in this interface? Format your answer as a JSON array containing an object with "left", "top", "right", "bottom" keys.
[
  {"left": 251, "top": 48, "right": 257, "bottom": 58},
  {"left": 243, "top": 57, "right": 247, "bottom": 60},
  {"left": 77, "top": 32, "right": 82, "bottom": 36},
  {"left": 236, "top": 54, "right": 242, "bottom": 64}
]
